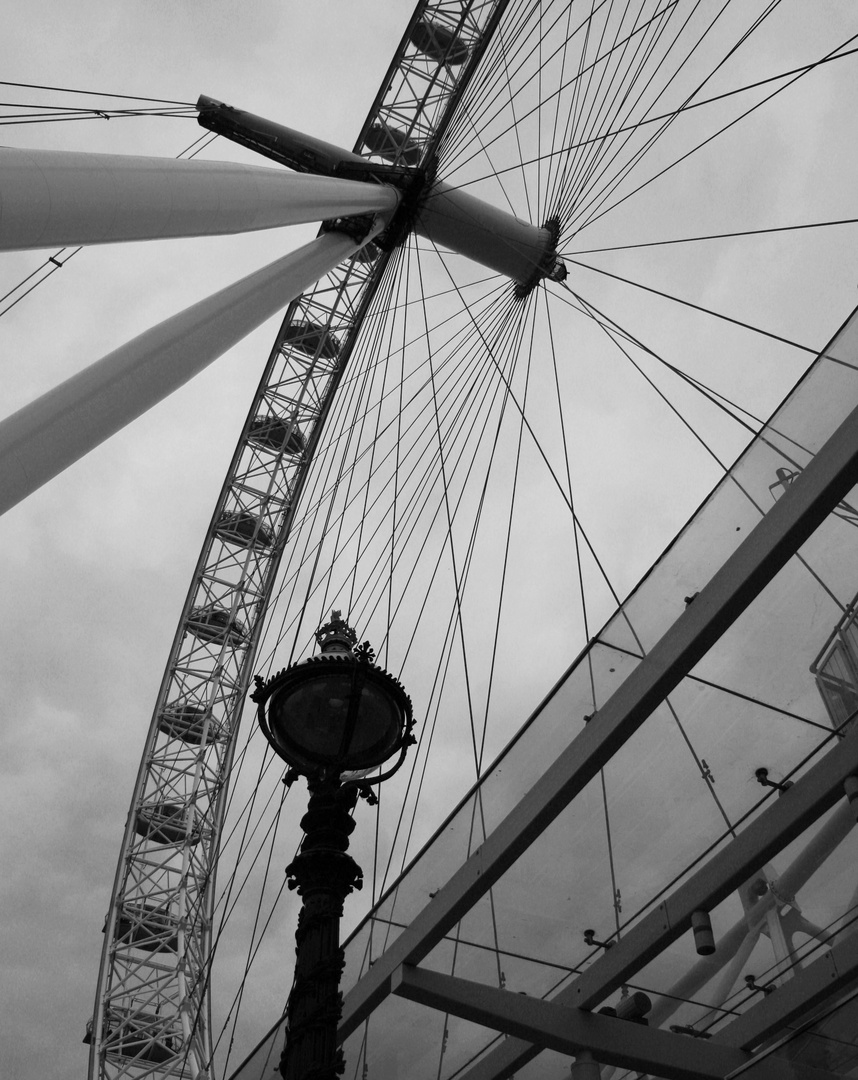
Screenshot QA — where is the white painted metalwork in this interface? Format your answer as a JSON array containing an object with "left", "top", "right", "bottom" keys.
[
  {"left": 0, "top": 148, "right": 399, "bottom": 251},
  {"left": 81, "top": 3, "right": 858, "bottom": 1080},
  {"left": 390, "top": 964, "right": 830, "bottom": 1080},
  {"left": 414, "top": 180, "right": 563, "bottom": 285},
  {"left": 647, "top": 797, "right": 857, "bottom": 1031},
  {"left": 194, "top": 100, "right": 563, "bottom": 285},
  {"left": 0, "top": 226, "right": 384, "bottom": 517},
  {"left": 338, "top": 378, "right": 858, "bottom": 1034}
]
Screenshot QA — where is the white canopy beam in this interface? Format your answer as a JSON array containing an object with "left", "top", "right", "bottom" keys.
[
  {"left": 0, "top": 147, "right": 399, "bottom": 250},
  {"left": 0, "top": 224, "right": 382, "bottom": 516},
  {"left": 390, "top": 965, "right": 837, "bottom": 1080}
]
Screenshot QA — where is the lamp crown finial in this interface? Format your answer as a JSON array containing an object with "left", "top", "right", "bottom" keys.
[{"left": 315, "top": 611, "right": 358, "bottom": 653}]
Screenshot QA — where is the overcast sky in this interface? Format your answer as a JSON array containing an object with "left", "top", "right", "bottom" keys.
[{"left": 1, "top": 3, "right": 857, "bottom": 1080}]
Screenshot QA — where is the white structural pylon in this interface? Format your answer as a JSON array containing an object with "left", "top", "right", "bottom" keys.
[
  {"left": 0, "top": 223, "right": 384, "bottom": 516},
  {"left": 0, "top": 147, "right": 399, "bottom": 250}
]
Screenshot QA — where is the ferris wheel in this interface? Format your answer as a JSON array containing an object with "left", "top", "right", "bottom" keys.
[{"left": 2, "top": 3, "right": 858, "bottom": 1080}]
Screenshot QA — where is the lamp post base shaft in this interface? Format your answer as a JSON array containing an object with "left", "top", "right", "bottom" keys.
[{"left": 281, "top": 779, "right": 362, "bottom": 1080}]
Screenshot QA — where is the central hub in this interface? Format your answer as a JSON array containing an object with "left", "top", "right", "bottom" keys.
[
  {"left": 197, "top": 96, "right": 566, "bottom": 291},
  {"left": 413, "top": 182, "right": 567, "bottom": 293}
]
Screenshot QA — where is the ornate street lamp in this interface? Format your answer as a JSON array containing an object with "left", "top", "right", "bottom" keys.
[{"left": 252, "top": 612, "right": 415, "bottom": 1080}]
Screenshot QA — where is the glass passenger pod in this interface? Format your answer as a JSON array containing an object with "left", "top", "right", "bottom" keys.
[
  {"left": 187, "top": 604, "right": 248, "bottom": 647},
  {"left": 282, "top": 318, "right": 340, "bottom": 360},
  {"left": 363, "top": 121, "right": 423, "bottom": 166},
  {"left": 409, "top": 18, "right": 470, "bottom": 64},
  {"left": 110, "top": 902, "right": 179, "bottom": 954},
  {"left": 812, "top": 593, "right": 858, "bottom": 733},
  {"left": 92, "top": 1009, "right": 182, "bottom": 1064},
  {"left": 248, "top": 414, "right": 306, "bottom": 455},
  {"left": 215, "top": 509, "right": 274, "bottom": 551},
  {"left": 158, "top": 702, "right": 225, "bottom": 745},
  {"left": 135, "top": 801, "right": 200, "bottom": 845}
]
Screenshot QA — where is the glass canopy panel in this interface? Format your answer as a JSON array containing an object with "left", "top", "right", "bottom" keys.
[
  {"left": 342, "top": 645, "right": 639, "bottom": 970},
  {"left": 330, "top": 307, "right": 858, "bottom": 1078},
  {"left": 228, "top": 307, "right": 858, "bottom": 1080},
  {"left": 395, "top": 538, "right": 858, "bottom": 1076},
  {"left": 766, "top": 989, "right": 858, "bottom": 1077},
  {"left": 603, "top": 305, "right": 858, "bottom": 656},
  {"left": 629, "top": 797, "right": 858, "bottom": 1036},
  {"left": 225, "top": 1027, "right": 281, "bottom": 1080}
]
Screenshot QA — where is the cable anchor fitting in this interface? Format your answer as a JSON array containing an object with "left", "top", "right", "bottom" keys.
[
  {"left": 745, "top": 974, "right": 775, "bottom": 996},
  {"left": 583, "top": 928, "right": 614, "bottom": 951},
  {"left": 755, "top": 767, "right": 793, "bottom": 795}
]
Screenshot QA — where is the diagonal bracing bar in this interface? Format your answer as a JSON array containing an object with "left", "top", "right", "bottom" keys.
[
  {"left": 339, "top": 382, "right": 858, "bottom": 1041},
  {"left": 390, "top": 965, "right": 839, "bottom": 1080}
]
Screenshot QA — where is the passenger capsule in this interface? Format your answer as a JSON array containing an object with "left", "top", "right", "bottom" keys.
[
  {"left": 248, "top": 415, "right": 305, "bottom": 455},
  {"left": 158, "top": 703, "right": 224, "bottom": 745},
  {"left": 187, "top": 605, "right": 248, "bottom": 647},
  {"left": 283, "top": 318, "right": 340, "bottom": 359},
  {"left": 409, "top": 19, "right": 470, "bottom": 64},
  {"left": 135, "top": 801, "right": 199, "bottom": 845},
  {"left": 111, "top": 903, "right": 178, "bottom": 953},
  {"left": 215, "top": 510, "right": 274, "bottom": 550},
  {"left": 364, "top": 122, "right": 423, "bottom": 166},
  {"left": 98, "top": 1010, "right": 180, "bottom": 1064}
]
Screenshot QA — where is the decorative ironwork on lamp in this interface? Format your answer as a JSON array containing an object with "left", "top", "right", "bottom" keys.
[{"left": 252, "top": 611, "right": 415, "bottom": 1080}]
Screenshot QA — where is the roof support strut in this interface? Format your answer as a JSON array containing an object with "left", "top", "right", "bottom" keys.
[{"left": 391, "top": 965, "right": 839, "bottom": 1080}]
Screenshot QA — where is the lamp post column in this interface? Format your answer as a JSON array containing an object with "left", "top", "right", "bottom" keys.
[
  {"left": 281, "top": 777, "right": 362, "bottom": 1080},
  {"left": 252, "top": 611, "right": 415, "bottom": 1080}
]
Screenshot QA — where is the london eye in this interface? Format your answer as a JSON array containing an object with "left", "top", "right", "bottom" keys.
[{"left": 2, "top": 3, "right": 858, "bottom": 1080}]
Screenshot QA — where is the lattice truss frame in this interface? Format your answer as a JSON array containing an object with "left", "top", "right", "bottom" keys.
[{"left": 89, "top": 3, "right": 511, "bottom": 1078}]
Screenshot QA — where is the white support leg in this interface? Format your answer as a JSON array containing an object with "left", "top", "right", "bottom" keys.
[
  {"left": 0, "top": 225, "right": 381, "bottom": 516},
  {"left": 0, "top": 148, "right": 399, "bottom": 250}
]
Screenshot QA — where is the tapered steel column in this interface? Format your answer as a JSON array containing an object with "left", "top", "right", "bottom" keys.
[
  {"left": 0, "top": 225, "right": 382, "bottom": 516},
  {"left": 0, "top": 147, "right": 399, "bottom": 251}
]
